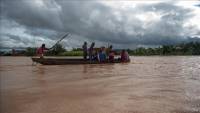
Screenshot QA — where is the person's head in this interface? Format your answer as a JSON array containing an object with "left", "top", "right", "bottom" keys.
[
  {"left": 42, "top": 44, "right": 45, "bottom": 48},
  {"left": 102, "top": 46, "right": 105, "bottom": 51},
  {"left": 99, "top": 49, "right": 102, "bottom": 53},
  {"left": 84, "top": 42, "right": 87, "bottom": 45},
  {"left": 92, "top": 42, "right": 95, "bottom": 46},
  {"left": 91, "top": 42, "right": 95, "bottom": 47},
  {"left": 109, "top": 45, "right": 113, "bottom": 49},
  {"left": 122, "top": 49, "right": 125, "bottom": 53}
]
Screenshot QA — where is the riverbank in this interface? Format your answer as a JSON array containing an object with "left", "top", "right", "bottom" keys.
[{"left": 1, "top": 42, "right": 200, "bottom": 56}]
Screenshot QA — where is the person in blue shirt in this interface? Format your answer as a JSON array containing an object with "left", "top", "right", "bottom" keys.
[{"left": 98, "top": 47, "right": 107, "bottom": 62}]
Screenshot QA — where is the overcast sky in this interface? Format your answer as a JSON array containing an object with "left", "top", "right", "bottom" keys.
[{"left": 0, "top": 0, "right": 200, "bottom": 49}]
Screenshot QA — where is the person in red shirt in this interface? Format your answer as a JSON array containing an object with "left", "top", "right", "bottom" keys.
[
  {"left": 108, "top": 50, "right": 115, "bottom": 62},
  {"left": 36, "top": 44, "right": 49, "bottom": 58}
]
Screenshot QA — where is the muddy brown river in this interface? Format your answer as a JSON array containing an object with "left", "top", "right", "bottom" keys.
[{"left": 0, "top": 56, "right": 200, "bottom": 113}]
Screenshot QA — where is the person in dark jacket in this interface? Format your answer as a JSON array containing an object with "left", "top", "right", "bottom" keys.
[
  {"left": 82, "top": 42, "right": 87, "bottom": 60},
  {"left": 89, "top": 42, "right": 95, "bottom": 61}
]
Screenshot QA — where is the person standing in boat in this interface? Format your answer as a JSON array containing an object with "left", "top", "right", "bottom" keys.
[
  {"left": 36, "top": 44, "right": 49, "bottom": 58},
  {"left": 89, "top": 42, "right": 95, "bottom": 61},
  {"left": 82, "top": 42, "right": 87, "bottom": 60}
]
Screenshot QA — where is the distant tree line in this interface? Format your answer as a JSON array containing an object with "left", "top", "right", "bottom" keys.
[
  {"left": 1, "top": 42, "right": 200, "bottom": 56},
  {"left": 127, "top": 42, "right": 200, "bottom": 55}
]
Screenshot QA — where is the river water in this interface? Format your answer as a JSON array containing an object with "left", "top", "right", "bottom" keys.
[{"left": 0, "top": 56, "right": 200, "bottom": 113}]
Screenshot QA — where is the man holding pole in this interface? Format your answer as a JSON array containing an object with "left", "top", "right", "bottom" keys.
[
  {"left": 36, "top": 33, "right": 70, "bottom": 58},
  {"left": 36, "top": 44, "right": 49, "bottom": 58}
]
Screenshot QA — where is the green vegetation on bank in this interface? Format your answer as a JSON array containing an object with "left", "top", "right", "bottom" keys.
[
  {"left": 45, "top": 44, "right": 83, "bottom": 56},
  {"left": 25, "top": 47, "right": 37, "bottom": 56},
  {"left": 1, "top": 42, "right": 200, "bottom": 56},
  {"left": 128, "top": 42, "right": 200, "bottom": 56},
  {"left": 59, "top": 51, "right": 83, "bottom": 56}
]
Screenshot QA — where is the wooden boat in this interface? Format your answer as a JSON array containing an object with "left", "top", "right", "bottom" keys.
[{"left": 31, "top": 57, "right": 130, "bottom": 65}]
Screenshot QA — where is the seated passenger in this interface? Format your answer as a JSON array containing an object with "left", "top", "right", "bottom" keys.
[
  {"left": 120, "top": 49, "right": 130, "bottom": 62},
  {"left": 106, "top": 45, "right": 113, "bottom": 56},
  {"left": 92, "top": 50, "right": 98, "bottom": 61},
  {"left": 98, "top": 48, "right": 107, "bottom": 62},
  {"left": 108, "top": 50, "right": 115, "bottom": 62}
]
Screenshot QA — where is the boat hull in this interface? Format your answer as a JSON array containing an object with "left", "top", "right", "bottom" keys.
[{"left": 31, "top": 57, "right": 130, "bottom": 65}]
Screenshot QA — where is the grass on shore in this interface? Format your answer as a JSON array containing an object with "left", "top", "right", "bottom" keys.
[{"left": 58, "top": 51, "right": 83, "bottom": 56}]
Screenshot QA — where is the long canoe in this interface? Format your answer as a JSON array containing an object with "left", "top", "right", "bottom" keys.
[{"left": 31, "top": 57, "right": 130, "bottom": 65}]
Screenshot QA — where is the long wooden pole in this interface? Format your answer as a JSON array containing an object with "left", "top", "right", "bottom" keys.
[{"left": 50, "top": 33, "right": 71, "bottom": 49}]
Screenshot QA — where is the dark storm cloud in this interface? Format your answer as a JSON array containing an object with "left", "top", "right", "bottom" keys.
[
  {"left": 24, "top": 28, "right": 59, "bottom": 40},
  {"left": 0, "top": 0, "right": 200, "bottom": 48},
  {"left": 1, "top": 0, "right": 63, "bottom": 31},
  {"left": 195, "top": 4, "right": 200, "bottom": 7},
  {"left": 5, "top": 34, "right": 32, "bottom": 45}
]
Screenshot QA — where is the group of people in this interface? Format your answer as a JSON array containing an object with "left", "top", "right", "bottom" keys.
[
  {"left": 36, "top": 42, "right": 130, "bottom": 62},
  {"left": 82, "top": 42, "right": 130, "bottom": 62}
]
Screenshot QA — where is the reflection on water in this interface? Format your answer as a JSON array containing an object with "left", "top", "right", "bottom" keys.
[{"left": 0, "top": 56, "right": 200, "bottom": 113}]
